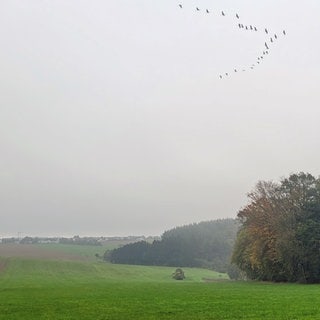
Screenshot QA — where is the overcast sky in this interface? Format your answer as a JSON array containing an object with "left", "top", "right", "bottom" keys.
[{"left": 1, "top": 0, "right": 320, "bottom": 237}]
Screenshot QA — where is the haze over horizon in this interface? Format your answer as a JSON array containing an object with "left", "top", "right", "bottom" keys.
[{"left": 1, "top": 0, "right": 320, "bottom": 238}]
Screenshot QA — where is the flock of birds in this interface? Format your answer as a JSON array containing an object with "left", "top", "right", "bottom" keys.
[{"left": 177, "top": 4, "right": 286, "bottom": 79}]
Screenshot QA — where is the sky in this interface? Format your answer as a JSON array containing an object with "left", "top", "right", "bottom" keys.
[{"left": 1, "top": 0, "right": 320, "bottom": 237}]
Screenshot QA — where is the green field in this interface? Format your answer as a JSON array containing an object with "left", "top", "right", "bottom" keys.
[
  {"left": 1, "top": 245, "right": 320, "bottom": 319},
  {"left": 37, "top": 243, "right": 109, "bottom": 260}
]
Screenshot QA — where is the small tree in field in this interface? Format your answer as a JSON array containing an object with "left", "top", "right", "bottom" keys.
[{"left": 172, "top": 268, "right": 185, "bottom": 280}]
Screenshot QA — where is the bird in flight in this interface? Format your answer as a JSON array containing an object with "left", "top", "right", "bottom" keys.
[{"left": 175, "top": 5, "right": 287, "bottom": 80}]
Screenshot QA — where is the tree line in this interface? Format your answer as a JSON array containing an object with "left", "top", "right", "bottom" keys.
[{"left": 106, "top": 219, "right": 239, "bottom": 272}]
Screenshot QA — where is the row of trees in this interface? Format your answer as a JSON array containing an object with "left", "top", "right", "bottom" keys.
[
  {"left": 232, "top": 172, "right": 320, "bottom": 283},
  {"left": 106, "top": 219, "right": 239, "bottom": 272}
]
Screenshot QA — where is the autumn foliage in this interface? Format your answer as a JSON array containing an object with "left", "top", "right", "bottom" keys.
[{"left": 232, "top": 172, "right": 320, "bottom": 283}]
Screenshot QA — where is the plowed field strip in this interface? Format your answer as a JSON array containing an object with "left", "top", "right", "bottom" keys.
[{"left": 0, "top": 244, "right": 85, "bottom": 261}]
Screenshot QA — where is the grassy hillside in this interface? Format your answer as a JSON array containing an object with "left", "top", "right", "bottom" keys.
[
  {"left": 38, "top": 243, "right": 108, "bottom": 260},
  {"left": 1, "top": 256, "right": 320, "bottom": 319},
  {"left": 0, "top": 257, "right": 226, "bottom": 285}
]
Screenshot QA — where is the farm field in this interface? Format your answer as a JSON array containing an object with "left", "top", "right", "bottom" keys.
[
  {"left": 0, "top": 241, "right": 128, "bottom": 262},
  {"left": 0, "top": 244, "right": 320, "bottom": 319}
]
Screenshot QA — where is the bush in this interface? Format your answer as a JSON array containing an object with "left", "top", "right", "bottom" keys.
[
  {"left": 227, "top": 263, "right": 245, "bottom": 280},
  {"left": 172, "top": 268, "right": 185, "bottom": 280}
]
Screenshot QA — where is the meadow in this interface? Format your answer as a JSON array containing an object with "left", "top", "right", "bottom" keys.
[{"left": 0, "top": 244, "right": 320, "bottom": 319}]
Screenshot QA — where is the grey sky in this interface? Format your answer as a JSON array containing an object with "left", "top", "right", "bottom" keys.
[{"left": 1, "top": 0, "right": 320, "bottom": 237}]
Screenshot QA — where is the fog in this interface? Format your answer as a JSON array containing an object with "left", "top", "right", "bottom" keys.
[{"left": 1, "top": 0, "right": 320, "bottom": 237}]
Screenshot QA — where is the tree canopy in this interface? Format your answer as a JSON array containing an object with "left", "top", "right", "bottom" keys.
[
  {"left": 232, "top": 172, "right": 320, "bottom": 283},
  {"left": 107, "top": 219, "right": 239, "bottom": 272}
]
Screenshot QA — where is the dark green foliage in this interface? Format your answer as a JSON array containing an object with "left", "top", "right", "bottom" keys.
[
  {"left": 108, "top": 219, "right": 239, "bottom": 271},
  {"left": 59, "top": 236, "right": 101, "bottom": 246},
  {"left": 172, "top": 268, "right": 185, "bottom": 280},
  {"left": 20, "top": 236, "right": 35, "bottom": 244},
  {"left": 109, "top": 241, "right": 153, "bottom": 265},
  {"left": 232, "top": 172, "right": 320, "bottom": 283},
  {"left": 226, "top": 263, "right": 244, "bottom": 280}
]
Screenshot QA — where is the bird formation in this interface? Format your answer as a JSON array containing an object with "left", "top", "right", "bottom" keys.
[{"left": 178, "top": 4, "right": 286, "bottom": 79}]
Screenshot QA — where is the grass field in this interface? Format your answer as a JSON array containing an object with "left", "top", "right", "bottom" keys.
[
  {"left": 38, "top": 243, "right": 109, "bottom": 260},
  {"left": 1, "top": 244, "right": 320, "bottom": 319}
]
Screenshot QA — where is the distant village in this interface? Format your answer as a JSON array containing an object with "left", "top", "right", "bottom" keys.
[{"left": 0, "top": 235, "right": 160, "bottom": 246}]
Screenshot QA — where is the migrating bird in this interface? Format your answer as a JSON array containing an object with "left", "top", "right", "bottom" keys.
[
  {"left": 245, "top": 26, "right": 248, "bottom": 30},
  {"left": 234, "top": 69, "right": 237, "bottom": 72},
  {"left": 265, "top": 28, "right": 268, "bottom": 34},
  {"left": 274, "top": 34, "right": 278, "bottom": 39},
  {"left": 225, "top": 72, "right": 228, "bottom": 76},
  {"left": 179, "top": 4, "right": 182, "bottom": 8},
  {"left": 283, "top": 30, "right": 286, "bottom": 35},
  {"left": 250, "top": 25, "right": 253, "bottom": 30},
  {"left": 238, "top": 23, "right": 242, "bottom": 28},
  {"left": 270, "top": 37, "right": 274, "bottom": 43},
  {"left": 221, "top": 11, "right": 225, "bottom": 16},
  {"left": 265, "top": 42, "right": 269, "bottom": 49},
  {"left": 219, "top": 75, "right": 223, "bottom": 79},
  {"left": 206, "top": 9, "right": 209, "bottom": 13},
  {"left": 254, "top": 27, "right": 257, "bottom": 31},
  {"left": 236, "top": 13, "right": 240, "bottom": 19},
  {"left": 196, "top": 7, "right": 200, "bottom": 11}
]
